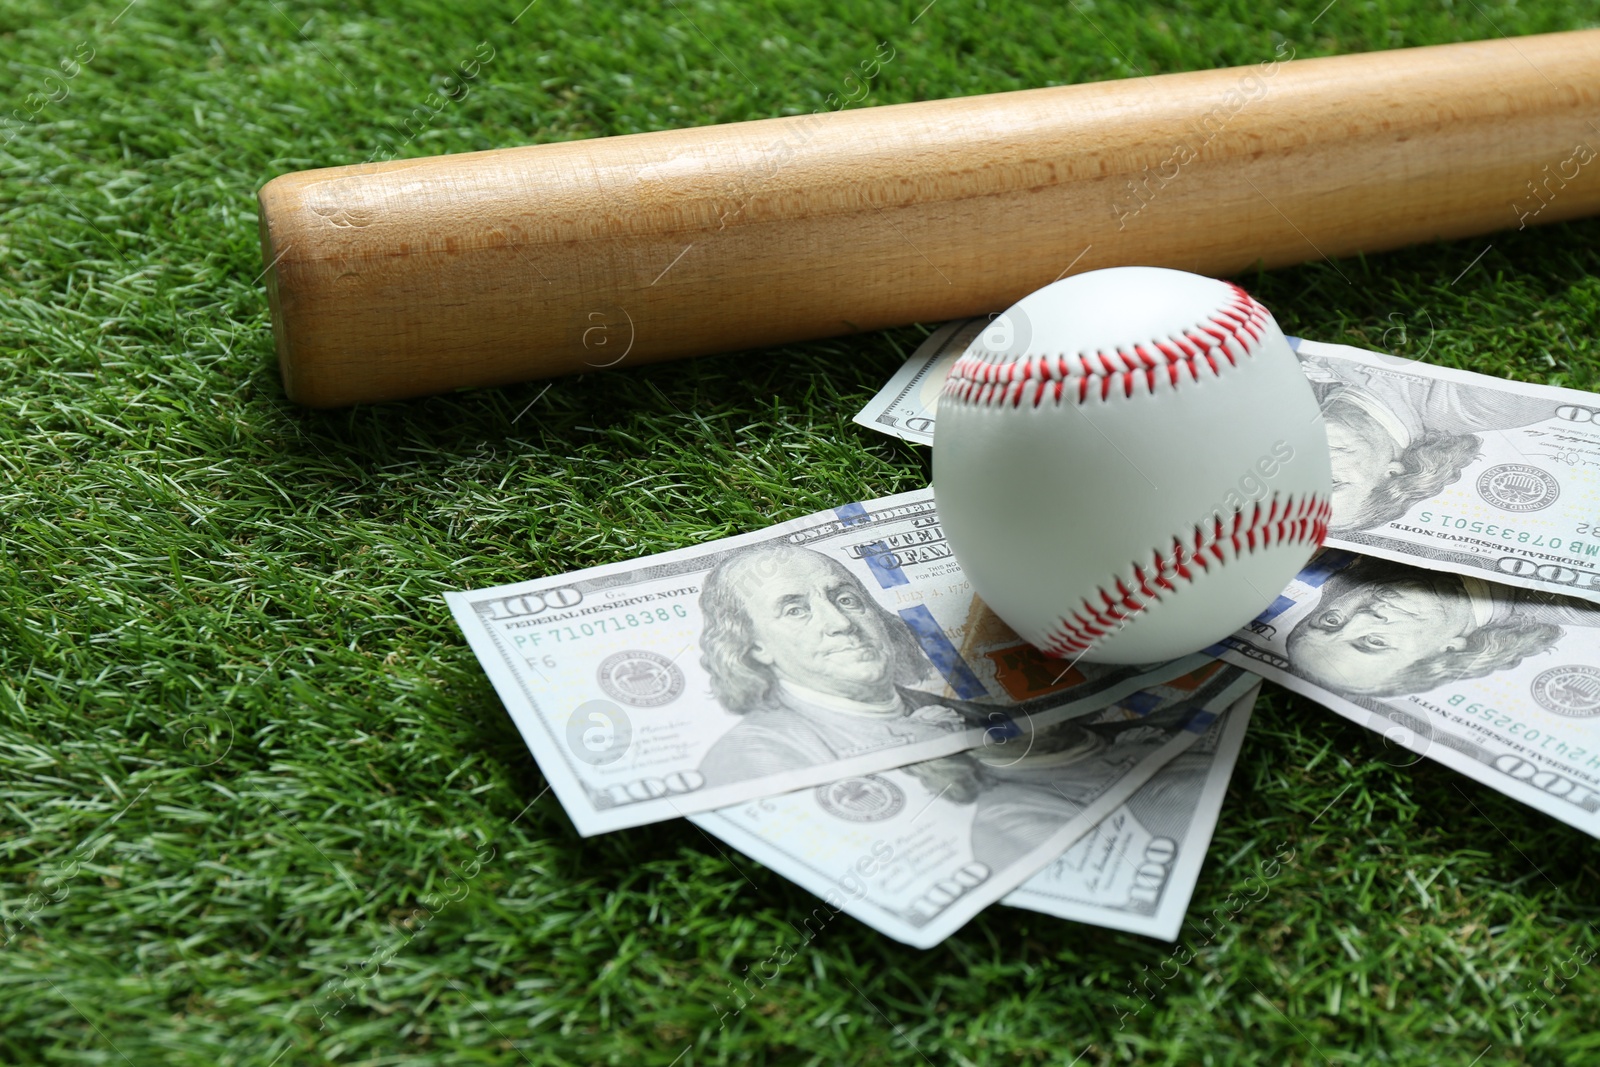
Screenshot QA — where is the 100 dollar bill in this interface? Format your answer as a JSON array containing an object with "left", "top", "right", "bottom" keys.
[
  {"left": 852, "top": 319, "right": 986, "bottom": 445},
  {"left": 856, "top": 326, "right": 1600, "bottom": 604},
  {"left": 1215, "top": 549, "right": 1600, "bottom": 839},
  {"left": 1298, "top": 338, "right": 1600, "bottom": 604},
  {"left": 693, "top": 664, "right": 1260, "bottom": 948},
  {"left": 446, "top": 490, "right": 1211, "bottom": 836},
  {"left": 1002, "top": 681, "right": 1259, "bottom": 941}
]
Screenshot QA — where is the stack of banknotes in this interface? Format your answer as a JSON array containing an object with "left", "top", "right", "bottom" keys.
[{"left": 446, "top": 328, "right": 1600, "bottom": 948}]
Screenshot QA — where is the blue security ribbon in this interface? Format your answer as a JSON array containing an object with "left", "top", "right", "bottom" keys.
[
  {"left": 834, "top": 502, "right": 871, "bottom": 527},
  {"left": 858, "top": 540, "right": 910, "bottom": 589},
  {"left": 897, "top": 605, "right": 987, "bottom": 700}
]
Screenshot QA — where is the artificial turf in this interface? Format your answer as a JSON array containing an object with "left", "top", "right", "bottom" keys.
[{"left": 4, "top": 0, "right": 1600, "bottom": 1063}]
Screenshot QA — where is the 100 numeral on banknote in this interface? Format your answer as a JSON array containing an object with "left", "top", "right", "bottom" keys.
[{"left": 447, "top": 491, "right": 1210, "bottom": 835}]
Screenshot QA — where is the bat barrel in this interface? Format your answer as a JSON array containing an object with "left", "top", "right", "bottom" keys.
[{"left": 258, "top": 30, "right": 1600, "bottom": 407}]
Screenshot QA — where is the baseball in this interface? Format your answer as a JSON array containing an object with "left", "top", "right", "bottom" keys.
[{"left": 932, "top": 266, "right": 1333, "bottom": 664}]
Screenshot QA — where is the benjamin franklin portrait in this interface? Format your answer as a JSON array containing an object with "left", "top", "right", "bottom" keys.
[
  {"left": 695, "top": 543, "right": 980, "bottom": 786},
  {"left": 1285, "top": 554, "right": 1597, "bottom": 697},
  {"left": 1302, "top": 355, "right": 1560, "bottom": 535}
]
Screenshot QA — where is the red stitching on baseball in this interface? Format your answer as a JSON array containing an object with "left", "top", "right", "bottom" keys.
[
  {"left": 1034, "top": 493, "right": 1332, "bottom": 659},
  {"left": 944, "top": 284, "right": 1272, "bottom": 407}
]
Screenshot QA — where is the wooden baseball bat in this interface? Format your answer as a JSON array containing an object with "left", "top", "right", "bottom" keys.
[{"left": 259, "top": 30, "right": 1600, "bottom": 408}]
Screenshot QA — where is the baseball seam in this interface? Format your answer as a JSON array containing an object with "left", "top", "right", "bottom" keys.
[
  {"left": 1037, "top": 493, "right": 1332, "bottom": 658},
  {"left": 943, "top": 283, "right": 1272, "bottom": 406}
]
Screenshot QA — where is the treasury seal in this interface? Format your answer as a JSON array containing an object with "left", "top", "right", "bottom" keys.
[
  {"left": 1476, "top": 464, "right": 1559, "bottom": 512},
  {"left": 596, "top": 650, "right": 684, "bottom": 708},
  {"left": 814, "top": 776, "right": 905, "bottom": 822},
  {"left": 1531, "top": 665, "right": 1600, "bottom": 718}
]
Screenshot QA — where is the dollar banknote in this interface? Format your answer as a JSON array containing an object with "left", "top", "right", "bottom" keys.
[
  {"left": 446, "top": 489, "right": 1213, "bottom": 836},
  {"left": 856, "top": 326, "right": 1600, "bottom": 603},
  {"left": 1214, "top": 548, "right": 1600, "bottom": 839},
  {"left": 852, "top": 318, "right": 986, "bottom": 445},
  {"left": 1296, "top": 338, "right": 1600, "bottom": 604},
  {"left": 1001, "top": 681, "right": 1259, "bottom": 941},
  {"left": 691, "top": 664, "right": 1261, "bottom": 949}
]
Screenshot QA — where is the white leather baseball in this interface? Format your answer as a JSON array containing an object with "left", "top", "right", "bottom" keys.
[{"left": 932, "top": 266, "right": 1332, "bottom": 664}]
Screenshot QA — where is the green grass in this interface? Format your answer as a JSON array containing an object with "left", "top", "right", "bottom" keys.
[{"left": 4, "top": 0, "right": 1600, "bottom": 1063}]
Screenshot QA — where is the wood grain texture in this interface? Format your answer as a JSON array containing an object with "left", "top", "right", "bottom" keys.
[{"left": 259, "top": 30, "right": 1600, "bottom": 407}]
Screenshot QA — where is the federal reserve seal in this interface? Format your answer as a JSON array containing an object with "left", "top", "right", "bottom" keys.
[
  {"left": 814, "top": 776, "right": 905, "bottom": 822},
  {"left": 1531, "top": 665, "right": 1600, "bottom": 718},
  {"left": 1476, "top": 464, "right": 1560, "bottom": 512},
  {"left": 596, "top": 650, "right": 684, "bottom": 708}
]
